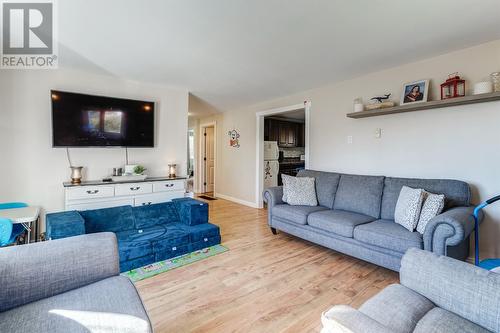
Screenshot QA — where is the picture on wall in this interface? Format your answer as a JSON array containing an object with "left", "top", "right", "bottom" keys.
[{"left": 401, "top": 79, "right": 429, "bottom": 105}]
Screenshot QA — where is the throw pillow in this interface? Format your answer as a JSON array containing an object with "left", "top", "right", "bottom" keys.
[
  {"left": 394, "top": 186, "right": 425, "bottom": 232},
  {"left": 416, "top": 191, "right": 445, "bottom": 234},
  {"left": 282, "top": 174, "right": 318, "bottom": 206}
]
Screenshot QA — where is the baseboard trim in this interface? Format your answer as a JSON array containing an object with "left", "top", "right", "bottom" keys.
[{"left": 214, "top": 193, "right": 259, "bottom": 208}]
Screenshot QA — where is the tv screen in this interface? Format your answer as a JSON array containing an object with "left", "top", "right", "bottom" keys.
[{"left": 51, "top": 90, "right": 155, "bottom": 147}]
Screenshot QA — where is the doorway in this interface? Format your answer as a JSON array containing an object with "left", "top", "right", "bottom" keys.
[
  {"left": 200, "top": 122, "right": 216, "bottom": 195},
  {"left": 255, "top": 102, "right": 311, "bottom": 208}
]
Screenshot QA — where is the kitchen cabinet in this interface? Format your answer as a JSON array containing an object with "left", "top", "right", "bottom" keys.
[{"left": 264, "top": 118, "right": 305, "bottom": 148}]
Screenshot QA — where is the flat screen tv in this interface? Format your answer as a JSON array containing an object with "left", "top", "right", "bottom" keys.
[{"left": 51, "top": 90, "right": 155, "bottom": 147}]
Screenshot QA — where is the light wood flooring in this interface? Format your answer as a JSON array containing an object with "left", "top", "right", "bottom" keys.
[{"left": 136, "top": 198, "right": 398, "bottom": 332}]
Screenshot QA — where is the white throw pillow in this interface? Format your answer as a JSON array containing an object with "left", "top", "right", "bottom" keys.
[
  {"left": 394, "top": 186, "right": 425, "bottom": 232},
  {"left": 416, "top": 191, "right": 445, "bottom": 234},
  {"left": 281, "top": 174, "right": 318, "bottom": 206}
]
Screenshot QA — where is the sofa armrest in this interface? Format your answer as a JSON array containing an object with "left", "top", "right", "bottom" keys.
[
  {"left": 0, "top": 232, "right": 119, "bottom": 312},
  {"left": 46, "top": 210, "right": 86, "bottom": 240},
  {"left": 321, "top": 305, "right": 395, "bottom": 333},
  {"left": 263, "top": 186, "right": 284, "bottom": 207},
  {"left": 423, "top": 206, "right": 480, "bottom": 256}
]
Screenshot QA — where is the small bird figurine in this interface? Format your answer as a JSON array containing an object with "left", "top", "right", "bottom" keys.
[{"left": 371, "top": 93, "right": 391, "bottom": 103}]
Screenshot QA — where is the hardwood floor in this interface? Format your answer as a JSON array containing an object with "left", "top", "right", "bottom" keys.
[{"left": 136, "top": 198, "right": 398, "bottom": 333}]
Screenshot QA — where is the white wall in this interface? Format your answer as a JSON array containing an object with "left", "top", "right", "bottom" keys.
[
  {"left": 213, "top": 40, "right": 500, "bottom": 257},
  {"left": 0, "top": 68, "right": 189, "bottom": 229}
]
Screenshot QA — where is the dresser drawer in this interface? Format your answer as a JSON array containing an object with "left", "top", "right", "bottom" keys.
[
  {"left": 67, "top": 186, "right": 115, "bottom": 201},
  {"left": 153, "top": 180, "right": 185, "bottom": 193},
  {"left": 115, "top": 183, "right": 152, "bottom": 196},
  {"left": 134, "top": 191, "right": 184, "bottom": 206}
]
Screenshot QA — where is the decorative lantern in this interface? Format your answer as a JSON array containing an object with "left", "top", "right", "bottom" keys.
[
  {"left": 440, "top": 73, "right": 465, "bottom": 100},
  {"left": 168, "top": 164, "right": 177, "bottom": 178}
]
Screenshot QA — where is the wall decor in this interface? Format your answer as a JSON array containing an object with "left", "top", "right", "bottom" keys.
[
  {"left": 491, "top": 72, "right": 500, "bottom": 92},
  {"left": 474, "top": 81, "right": 493, "bottom": 95},
  {"left": 353, "top": 97, "right": 364, "bottom": 112},
  {"left": 440, "top": 73, "right": 465, "bottom": 100},
  {"left": 228, "top": 129, "right": 240, "bottom": 148},
  {"left": 365, "top": 93, "right": 395, "bottom": 110},
  {"left": 401, "top": 79, "right": 429, "bottom": 105}
]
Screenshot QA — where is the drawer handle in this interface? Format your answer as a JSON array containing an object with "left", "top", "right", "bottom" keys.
[
  {"left": 142, "top": 202, "right": 152, "bottom": 206},
  {"left": 130, "top": 186, "right": 141, "bottom": 191},
  {"left": 165, "top": 184, "right": 174, "bottom": 187},
  {"left": 86, "top": 190, "right": 99, "bottom": 194}
]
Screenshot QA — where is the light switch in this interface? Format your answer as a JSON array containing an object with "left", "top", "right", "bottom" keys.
[
  {"left": 347, "top": 136, "right": 353, "bottom": 144},
  {"left": 375, "top": 128, "right": 382, "bottom": 139}
]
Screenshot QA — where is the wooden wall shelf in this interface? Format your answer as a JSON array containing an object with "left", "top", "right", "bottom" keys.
[{"left": 347, "top": 91, "right": 500, "bottom": 119}]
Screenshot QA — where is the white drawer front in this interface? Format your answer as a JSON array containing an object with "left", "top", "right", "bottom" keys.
[
  {"left": 67, "top": 186, "right": 115, "bottom": 201},
  {"left": 115, "top": 183, "right": 152, "bottom": 196},
  {"left": 134, "top": 191, "right": 185, "bottom": 206},
  {"left": 153, "top": 180, "right": 185, "bottom": 193},
  {"left": 67, "top": 199, "right": 134, "bottom": 211}
]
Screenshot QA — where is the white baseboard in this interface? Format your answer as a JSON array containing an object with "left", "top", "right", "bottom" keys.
[{"left": 214, "top": 193, "right": 259, "bottom": 208}]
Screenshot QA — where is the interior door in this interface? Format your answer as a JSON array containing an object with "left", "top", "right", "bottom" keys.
[{"left": 204, "top": 127, "right": 215, "bottom": 193}]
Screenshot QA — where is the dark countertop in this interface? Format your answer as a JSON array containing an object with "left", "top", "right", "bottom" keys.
[{"left": 63, "top": 176, "right": 187, "bottom": 188}]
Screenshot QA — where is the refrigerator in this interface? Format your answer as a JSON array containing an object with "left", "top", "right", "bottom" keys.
[{"left": 264, "top": 141, "right": 280, "bottom": 189}]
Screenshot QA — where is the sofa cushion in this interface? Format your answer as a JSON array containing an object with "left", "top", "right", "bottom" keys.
[
  {"left": 298, "top": 170, "right": 341, "bottom": 208},
  {"left": 333, "top": 174, "right": 385, "bottom": 218},
  {"left": 381, "top": 177, "right": 471, "bottom": 220},
  {"left": 273, "top": 204, "right": 328, "bottom": 225},
  {"left": 132, "top": 202, "right": 179, "bottom": 229},
  {"left": 308, "top": 210, "right": 374, "bottom": 238},
  {"left": 116, "top": 225, "right": 168, "bottom": 262},
  {"left": 360, "top": 284, "right": 434, "bottom": 333},
  {"left": 81, "top": 205, "right": 136, "bottom": 233},
  {"left": 353, "top": 219, "right": 423, "bottom": 253},
  {"left": 187, "top": 223, "right": 220, "bottom": 243},
  {"left": 173, "top": 198, "right": 209, "bottom": 226},
  {"left": 0, "top": 276, "right": 152, "bottom": 333},
  {"left": 414, "top": 308, "right": 490, "bottom": 333}
]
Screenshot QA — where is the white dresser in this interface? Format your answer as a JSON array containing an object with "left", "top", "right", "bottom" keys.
[{"left": 64, "top": 177, "right": 186, "bottom": 211}]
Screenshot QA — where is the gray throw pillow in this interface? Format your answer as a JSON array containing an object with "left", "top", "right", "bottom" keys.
[
  {"left": 282, "top": 174, "right": 318, "bottom": 206},
  {"left": 394, "top": 186, "right": 425, "bottom": 232},
  {"left": 416, "top": 191, "right": 445, "bottom": 234}
]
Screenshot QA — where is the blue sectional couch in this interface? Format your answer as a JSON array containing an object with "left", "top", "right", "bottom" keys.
[
  {"left": 46, "top": 198, "right": 221, "bottom": 272},
  {"left": 263, "top": 170, "right": 480, "bottom": 271}
]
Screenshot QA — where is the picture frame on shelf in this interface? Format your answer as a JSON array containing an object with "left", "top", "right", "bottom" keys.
[{"left": 401, "top": 79, "right": 429, "bottom": 105}]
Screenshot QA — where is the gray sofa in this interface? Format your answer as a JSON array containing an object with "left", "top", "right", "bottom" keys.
[
  {"left": 322, "top": 248, "right": 500, "bottom": 333},
  {"left": 0, "top": 233, "right": 153, "bottom": 333},
  {"left": 263, "top": 170, "right": 479, "bottom": 271}
]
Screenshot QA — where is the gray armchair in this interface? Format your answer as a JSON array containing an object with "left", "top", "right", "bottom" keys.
[
  {"left": 322, "top": 248, "right": 500, "bottom": 333},
  {"left": 0, "top": 232, "right": 152, "bottom": 333}
]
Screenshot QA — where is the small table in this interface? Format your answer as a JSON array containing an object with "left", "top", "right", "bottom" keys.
[{"left": 0, "top": 206, "right": 40, "bottom": 243}]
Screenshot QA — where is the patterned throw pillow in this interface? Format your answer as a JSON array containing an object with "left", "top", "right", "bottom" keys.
[
  {"left": 282, "top": 174, "right": 318, "bottom": 206},
  {"left": 394, "top": 186, "right": 425, "bottom": 232},
  {"left": 416, "top": 191, "right": 445, "bottom": 234}
]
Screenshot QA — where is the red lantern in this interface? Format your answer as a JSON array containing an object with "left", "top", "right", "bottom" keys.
[{"left": 440, "top": 73, "right": 465, "bottom": 100}]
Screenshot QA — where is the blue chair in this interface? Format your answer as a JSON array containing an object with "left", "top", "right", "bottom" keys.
[{"left": 0, "top": 202, "right": 28, "bottom": 246}]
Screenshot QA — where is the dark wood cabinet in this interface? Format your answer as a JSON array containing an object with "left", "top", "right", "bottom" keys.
[{"left": 264, "top": 118, "right": 305, "bottom": 148}]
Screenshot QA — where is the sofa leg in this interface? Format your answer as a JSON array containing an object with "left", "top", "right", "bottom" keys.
[{"left": 271, "top": 227, "right": 277, "bottom": 235}]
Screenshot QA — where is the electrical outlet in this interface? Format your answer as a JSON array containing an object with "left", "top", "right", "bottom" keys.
[
  {"left": 375, "top": 128, "right": 382, "bottom": 139},
  {"left": 347, "top": 135, "right": 353, "bottom": 144}
]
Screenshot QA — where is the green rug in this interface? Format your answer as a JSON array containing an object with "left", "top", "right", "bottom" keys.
[{"left": 121, "top": 244, "right": 229, "bottom": 282}]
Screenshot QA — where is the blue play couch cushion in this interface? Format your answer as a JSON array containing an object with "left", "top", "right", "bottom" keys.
[{"left": 46, "top": 198, "right": 221, "bottom": 272}]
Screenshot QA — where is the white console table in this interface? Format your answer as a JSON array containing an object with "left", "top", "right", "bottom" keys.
[{"left": 64, "top": 177, "right": 187, "bottom": 211}]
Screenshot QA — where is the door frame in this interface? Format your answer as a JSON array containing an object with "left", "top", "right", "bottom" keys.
[
  {"left": 199, "top": 121, "right": 217, "bottom": 194},
  {"left": 255, "top": 101, "right": 311, "bottom": 208}
]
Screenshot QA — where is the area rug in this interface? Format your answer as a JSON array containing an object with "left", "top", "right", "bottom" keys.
[{"left": 122, "top": 244, "right": 229, "bottom": 282}]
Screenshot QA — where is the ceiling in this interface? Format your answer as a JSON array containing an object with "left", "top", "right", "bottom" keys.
[{"left": 59, "top": 0, "right": 500, "bottom": 112}]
